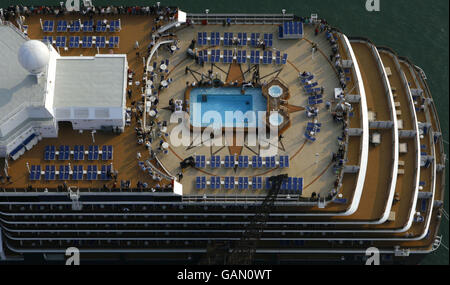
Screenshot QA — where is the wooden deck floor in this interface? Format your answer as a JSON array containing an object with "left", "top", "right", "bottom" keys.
[{"left": 0, "top": 14, "right": 163, "bottom": 190}]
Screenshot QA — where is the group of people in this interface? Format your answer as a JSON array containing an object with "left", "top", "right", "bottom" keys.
[
  {"left": 0, "top": 4, "right": 177, "bottom": 22},
  {"left": 325, "top": 30, "right": 347, "bottom": 90}
]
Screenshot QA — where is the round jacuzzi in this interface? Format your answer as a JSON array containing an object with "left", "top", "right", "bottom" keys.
[
  {"left": 269, "top": 112, "right": 284, "bottom": 126},
  {"left": 268, "top": 85, "right": 283, "bottom": 98}
]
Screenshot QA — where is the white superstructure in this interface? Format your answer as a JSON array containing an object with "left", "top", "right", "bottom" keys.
[{"left": 0, "top": 24, "right": 128, "bottom": 159}]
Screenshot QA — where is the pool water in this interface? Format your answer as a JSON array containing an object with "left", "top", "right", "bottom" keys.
[
  {"left": 268, "top": 85, "right": 283, "bottom": 98},
  {"left": 190, "top": 87, "right": 267, "bottom": 128}
]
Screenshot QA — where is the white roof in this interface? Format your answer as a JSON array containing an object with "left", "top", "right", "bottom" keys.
[
  {"left": 0, "top": 25, "right": 46, "bottom": 126},
  {"left": 53, "top": 55, "right": 126, "bottom": 109}
]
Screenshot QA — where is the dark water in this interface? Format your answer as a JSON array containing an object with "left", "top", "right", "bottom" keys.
[{"left": 0, "top": 0, "right": 448, "bottom": 265}]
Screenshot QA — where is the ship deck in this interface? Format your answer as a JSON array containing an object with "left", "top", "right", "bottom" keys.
[{"left": 0, "top": 16, "right": 359, "bottom": 203}]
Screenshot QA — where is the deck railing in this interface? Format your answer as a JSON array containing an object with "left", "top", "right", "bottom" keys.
[{"left": 186, "top": 13, "right": 294, "bottom": 25}]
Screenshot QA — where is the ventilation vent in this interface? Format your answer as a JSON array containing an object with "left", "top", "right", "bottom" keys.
[
  {"left": 74, "top": 108, "right": 89, "bottom": 118},
  {"left": 95, "top": 108, "right": 110, "bottom": 118}
]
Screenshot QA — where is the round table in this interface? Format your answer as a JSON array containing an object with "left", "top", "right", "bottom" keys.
[
  {"left": 171, "top": 45, "right": 177, "bottom": 51},
  {"left": 148, "top": 66, "right": 154, "bottom": 73},
  {"left": 149, "top": 110, "right": 156, "bottom": 117},
  {"left": 161, "top": 80, "right": 168, "bottom": 87},
  {"left": 160, "top": 64, "right": 167, "bottom": 71},
  {"left": 162, "top": 142, "right": 169, "bottom": 149}
]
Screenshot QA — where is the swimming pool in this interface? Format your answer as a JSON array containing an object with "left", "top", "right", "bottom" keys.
[{"left": 189, "top": 87, "right": 267, "bottom": 128}]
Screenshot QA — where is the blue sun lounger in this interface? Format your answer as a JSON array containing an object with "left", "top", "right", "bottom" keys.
[
  {"left": 57, "top": 20, "right": 68, "bottom": 32},
  {"left": 96, "top": 20, "right": 107, "bottom": 32},
  {"left": 238, "top": 156, "right": 249, "bottom": 168},
  {"left": 275, "top": 50, "right": 281, "bottom": 64},
  {"left": 55, "top": 36, "right": 66, "bottom": 47},
  {"left": 210, "top": 155, "right": 221, "bottom": 168},
  {"left": 196, "top": 176, "right": 207, "bottom": 189},
  {"left": 238, "top": 177, "right": 249, "bottom": 190},
  {"left": 265, "top": 156, "right": 276, "bottom": 168},
  {"left": 69, "top": 36, "right": 80, "bottom": 48},
  {"left": 73, "top": 145, "right": 85, "bottom": 160},
  {"left": 100, "top": 165, "right": 112, "bottom": 180},
  {"left": 304, "top": 82, "right": 318, "bottom": 89},
  {"left": 43, "top": 20, "right": 54, "bottom": 32},
  {"left": 210, "top": 176, "right": 221, "bottom": 189},
  {"left": 58, "top": 145, "right": 70, "bottom": 160},
  {"left": 58, "top": 165, "right": 70, "bottom": 180},
  {"left": 305, "top": 132, "right": 317, "bottom": 142},
  {"left": 29, "top": 165, "right": 42, "bottom": 181},
  {"left": 88, "top": 145, "right": 99, "bottom": 160},
  {"left": 279, "top": 155, "right": 290, "bottom": 168},
  {"left": 263, "top": 33, "right": 273, "bottom": 47},
  {"left": 69, "top": 20, "right": 81, "bottom": 32},
  {"left": 281, "top": 53, "right": 288, "bottom": 64},
  {"left": 224, "top": 176, "right": 235, "bottom": 189},
  {"left": 301, "top": 75, "right": 314, "bottom": 84},
  {"left": 86, "top": 165, "right": 98, "bottom": 180},
  {"left": 44, "top": 165, "right": 56, "bottom": 180},
  {"left": 82, "top": 36, "right": 92, "bottom": 48},
  {"left": 252, "top": 156, "right": 262, "bottom": 168},
  {"left": 252, "top": 176, "right": 263, "bottom": 190},
  {"left": 224, "top": 156, "right": 235, "bottom": 168},
  {"left": 195, "top": 155, "right": 206, "bottom": 168},
  {"left": 72, "top": 165, "right": 84, "bottom": 180},
  {"left": 83, "top": 20, "right": 93, "bottom": 32},
  {"left": 44, "top": 145, "right": 56, "bottom": 160}
]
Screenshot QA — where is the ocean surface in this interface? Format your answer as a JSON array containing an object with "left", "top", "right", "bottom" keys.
[{"left": 0, "top": 0, "right": 448, "bottom": 265}]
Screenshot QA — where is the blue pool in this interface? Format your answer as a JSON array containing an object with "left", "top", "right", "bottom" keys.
[{"left": 189, "top": 87, "right": 267, "bottom": 128}]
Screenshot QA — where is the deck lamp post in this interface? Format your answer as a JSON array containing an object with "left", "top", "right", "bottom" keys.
[
  {"left": 91, "top": 130, "right": 96, "bottom": 143},
  {"left": 205, "top": 9, "right": 209, "bottom": 24},
  {"left": 282, "top": 9, "right": 286, "bottom": 23},
  {"left": 26, "top": 162, "right": 30, "bottom": 173}
]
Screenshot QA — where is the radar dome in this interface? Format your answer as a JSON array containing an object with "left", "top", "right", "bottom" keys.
[{"left": 18, "top": 40, "right": 50, "bottom": 75}]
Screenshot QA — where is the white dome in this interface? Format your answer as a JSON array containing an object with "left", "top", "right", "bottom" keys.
[{"left": 18, "top": 40, "right": 50, "bottom": 75}]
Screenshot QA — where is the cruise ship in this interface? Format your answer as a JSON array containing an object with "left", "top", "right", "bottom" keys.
[{"left": 0, "top": 3, "right": 446, "bottom": 265}]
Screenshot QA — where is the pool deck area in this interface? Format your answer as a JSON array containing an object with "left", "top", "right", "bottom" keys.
[{"left": 154, "top": 24, "right": 344, "bottom": 198}]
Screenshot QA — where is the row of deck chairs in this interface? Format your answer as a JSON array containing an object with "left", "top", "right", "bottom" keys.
[
  {"left": 42, "top": 19, "right": 121, "bottom": 33},
  {"left": 43, "top": 35, "right": 120, "bottom": 48},
  {"left": 29, "top": 165, "right": 113, "bottom": 181},
  {"left": 198, "top": 49, "right": 287, "bottom": 65},
  {"left": 195, "top": 155, "right": 289, "bottom": 169},
  {"left": 308, "top": 94, "right": 323, "bottom": 106},
  {"left": 197, "top": 32, "right": 273, "bottom": 47},
  {"left": 300, "top": 73, "right": 323, "bottom": 99},
  {"left": 195, "top": 176, "right": 303, "bottom": 193},
  {"left": 44, "top": 145, "right": 113, "bottom": 161},
  {"left": 304, "top": 122, "right": 322, "bottom": 142}
]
